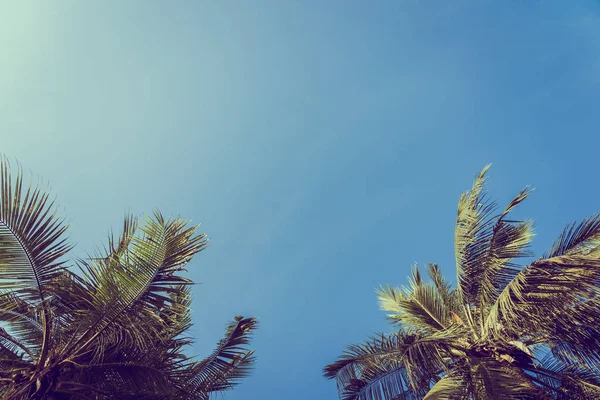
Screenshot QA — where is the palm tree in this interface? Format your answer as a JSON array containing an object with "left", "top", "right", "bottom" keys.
[
  {"left": 0, "top": 158, "right": 257, "bottom": 399},
  {"left": 324, "top": 165, "right": 600, "bottom": 400}
]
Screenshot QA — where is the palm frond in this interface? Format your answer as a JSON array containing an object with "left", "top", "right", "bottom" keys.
[
  {"left": 378, "top": 266, "right": 452, "bottom": 332},
  {"left": 0, "top": 158, "right": 72, "bottom": 302},
  {"left": 425, "top": 264, "right": 456, "bottom": 309},
  {"left": 454, "top": 165, "right": 497, "bottom": 309},
  {"left": 423, "top": 369, "right": 467, "bottom": 400},
  {"left": 184, "top": 316, "right": 257, "bottom": 396},
  {"left": 531, "top": 354, "right": 600, "bottom": 399},
  {"left": 484, "top": 255, "right": 600, "bottom": 349},
  {"left": 91, "top": 213, "right": 139, "bottom": 263},
  {"left": 477, "top": 187, "right": 534, "bottom": 319},
  {"left": 545, "top": 215, "right": 600, "bottom": 258},
  {"left": 65, "top": 212, "right": 208, "bottom": 361},
  {"left": 324, "top": 330, "right": 439, "bottom": 400},
  {"left": 0, "top": 158, "right": 72, "bottom": 369},
  {"left": 0, "top": 291, "right": 42, "bottom": 358}
]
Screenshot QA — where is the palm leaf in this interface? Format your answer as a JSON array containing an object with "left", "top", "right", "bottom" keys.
[
  {"left": 0, "top": 158, "right": 72, "bottom": 301},
  {"left": 485, "top": 254, "right": 600, "bottom": 353},
  {"left": 531, "top": 354, "right": 600, "bottom": 399},
  {"left": 64, "top": 212, "right": 208, "bottom": 361},
  {"left": 324, "top": 329, "right": 466, "bottom": 400},
  {"left": 0, "top": 158, "right": 72, "bottom": 368},
  {"left": 378, "top": 266, "right": 452, "bottom": 332},
  {"left": 454, "top": 165, "right": 497, "bottom": 310},
  {"left": 184, "top": 316, "right": 257, "bottom": 396},
  {"left": 545, "top": 215, "right": 600, "bottom": 258},
  {"left": 477, "top": 187, "right": 534, "bottom": 321}
]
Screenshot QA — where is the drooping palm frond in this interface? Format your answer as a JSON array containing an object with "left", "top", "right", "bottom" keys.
[
  {"left": 183, "top": 316, "right": 258, "bottom": 397},
  {"left": 325, "top": 330, "right": 442, "bottom": 400},
  {"left": 545, "top": 215, "right": 600, "bottom": 259},
  {"left": 484, "top": 255, "right": 600, "bottom": 343},
  {"left": 530, "top": 354, "right": 600, "bottom": 399}
]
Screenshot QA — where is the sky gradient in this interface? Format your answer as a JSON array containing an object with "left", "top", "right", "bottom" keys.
[{"left": 2, "top": 1, "right": 600, "bottom": 398}]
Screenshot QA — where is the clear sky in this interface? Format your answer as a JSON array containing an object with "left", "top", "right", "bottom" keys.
[{"left": 1, "top": 1, "right": 600, "bottom": 398}]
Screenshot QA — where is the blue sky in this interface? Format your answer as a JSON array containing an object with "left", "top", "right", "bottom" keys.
[{"left": 1, "top": 1, "right": 600, "bottom": 398}]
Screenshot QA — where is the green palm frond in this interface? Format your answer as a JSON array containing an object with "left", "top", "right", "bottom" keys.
[
  {"left": 0, "top": 158, "right": 73, "bottom": 375},
  {"left": 545, "top": 215, "right": 600, "bottom": 258},
  {"left": 65, "top": 212, "right": 208, "bottom": 361},
  {"left": 0, "top": 159, "right": 72, "bottom": 302},
  {"left": 184, "top": 316, "right": 257, "bottom": 397},
  {"left": 324, "top": 330, "right": 439, "bottom": 400},
  {"left": 531, "top": 354, "right": 600, "bottom": 399}
]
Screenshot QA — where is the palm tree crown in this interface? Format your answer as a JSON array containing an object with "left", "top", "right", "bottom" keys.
[
  {"left": 324, "top": 165, "right": 600, "bottom": 400},
  {"left": 0, "top": 158, "right": 257, "bottom": 399}
]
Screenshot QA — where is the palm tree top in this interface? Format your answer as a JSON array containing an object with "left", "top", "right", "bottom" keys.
[
  {"left": 0, "top": 156, "right": 258, "bottom": 399},
  {"left": 325, "top": 165, "right": 600, "bottom": 400}
]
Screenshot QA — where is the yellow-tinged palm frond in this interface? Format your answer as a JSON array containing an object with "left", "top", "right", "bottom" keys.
[
  {"left": 378, "top": 266, "right": 460, "bottom": 332},
  {"left": 454, "top": 166, "right": 535, "bottom": 325},
  {"left": 454, "top": 164, "right": 495, "bottom": 309}
]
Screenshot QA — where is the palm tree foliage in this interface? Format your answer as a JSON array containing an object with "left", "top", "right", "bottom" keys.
[
  {"left": 324, "top": 165, "right": 600, "bottom": 400},
  {"left": 0, "top": 158, "right": 257, "bottom": 399}
]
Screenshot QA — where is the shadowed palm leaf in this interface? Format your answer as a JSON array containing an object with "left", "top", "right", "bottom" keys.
[
  {"left": 0, "top": 158, "right": 257, "bottom": 399},
  {"left": 325, "top": 165, "right": 600, "bottom": 399}
]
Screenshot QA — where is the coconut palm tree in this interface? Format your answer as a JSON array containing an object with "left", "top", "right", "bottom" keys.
[
  {"left": 0, "top": 158, "right": 257, "bottom": 399},
  {"left": 324, "top": 165, "right": 600, "bottom": 400}
]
